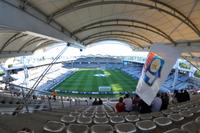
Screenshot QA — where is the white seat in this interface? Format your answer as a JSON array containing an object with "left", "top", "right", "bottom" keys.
[
  {"left": 162, "top": 110, "right": 173, "bottom": 115},
  {"left": 110, "top": 116, "right": 125, "bottom": 123},
  {"left": 70, "top": 112, "right": 81, "bottom": 117},
  {"left": 163, "top": 128, "right": 187, "bottom": 133},
  {"left": 67, "top": 124, "right": 89, "bottom": 133},
  {"left": 95, "top": 113, "right": 106, "bottom": 118},
  {"left": 153, "top": 117, "right": 172, "bottom": 126},
  {"left": 167, "top": 114, "right": 184, "bottom": 122},
  {"left": 151, "top": 112, "right": 163, "bottom": 118},
  {"left": 181, "top": 121, "right": 200, "bottom": 133},
  {"left": 195, "top": 116, "right": 200, "bottom": 122},
  {"left": 93, "top": 117, "right": 109, "bottom": 124},
  {"left": 125, "top": 115, "right": 139, "bottom": 122},
  {"left": 115, "top": 123, "right": 136, "bottom": 133},
  {"left": 82, "top": 113, "right": 94, "bottom": 118},
  {"left": 107, "top": 112, "right": 118, "bottom": 118},
  {"left": 136, "top": 120, "right": 156, "bottom": 131},
  {"left": 43, "top": 121, "right": 65, "bottom": 133},
  {"left": 139, "top": 114, "right": 152, "bottom": 120},
  {"left": 91, "top": 124, "right": 113, "bottom": 133},
  {"left": 77, "top": 117, "right": 92, "bottom": 124},
  {"left": 188, "top": 107, "right": 200, "bottom": 113},
  {"left": 60, "top": 115, "right": 76, "bottom": 123},
  {"left": 179, "top": 111, "right": 193, "bottom": 117}
]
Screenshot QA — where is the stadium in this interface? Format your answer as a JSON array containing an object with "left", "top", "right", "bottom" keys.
[{"left": 0, "top": 0, "right": 200, "bottom": 133}]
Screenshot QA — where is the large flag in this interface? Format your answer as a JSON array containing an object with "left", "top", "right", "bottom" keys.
[{"left": 136, "top": 44, "right": 180, "bottom": 105}]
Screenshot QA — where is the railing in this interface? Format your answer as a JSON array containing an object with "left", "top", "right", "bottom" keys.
[{"left": 0, "top": 81, "right": 67, "bottom": 114}]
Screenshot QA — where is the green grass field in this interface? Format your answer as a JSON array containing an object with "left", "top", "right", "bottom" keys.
[{"left": 55, "top": 68, "right": 138, "bottom": 97}]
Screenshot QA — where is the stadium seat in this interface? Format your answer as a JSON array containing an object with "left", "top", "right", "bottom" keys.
[
  {"left": 151, "top": 112, "right": 164, "bottom": 118},
  {"left": 179, "top": 110, "right": 193, "bottom": 117},
  {"left": 188, "top": 107, "right": 200, "bottom": 113},
  {"left": 95, "top": 113, "right": 106, "bottom": 118},
  {"left": 67, "top": 124, "right": 89, "bottom": 133},
  {"left": 118, "top": 112, "right": 129, "bottom": 117},
  {"left": 153, "top": 117, "right": 172, "bottom": 126},
  {"left": 115, "top": 123, "right": 136, "bottom": 133},
  {"left": 106, "top": 112, "right": 118, "bottom": 117},
  {"left": 93, "top": 117, "right": 109, "bottom": 124},
  {"left": 162, "top": 110, "right": 173, "bottom": 115},
  {"left": 70, "top": 112, "right": 81, "bottom": 117},
  {"left": 195, "top": 116, "right": 200, "bottom": 122},
  {"left": 43, "top": 121, "right": 65, "bottom": 133},
  {"left": 91, "top": 124, "right": 113, "bottom": 133},
  {"left": 139, "top": 113, "right": 152, "bottom": 120},
  {"left": 163, "top": 128, "right": 188, "bottom": 133},
  {"left": 82, "top": 113, "right": 94, "bottom": 118},
  {"left": 136, "top": 120, "right": 156, "bottom": 131},
  {"left": 125, "top": 115, "right": 139, "bottom": 122},
  {"left": 77, "top": 116, "right": 92, "bottom": 124},
  {"left": 181, "top": 121, "right": 200, "bottom": 133},
  {"left": 60, "top": 115, "right": 76, "bottom": 123},
  {"left": 167, "top": 114, "right": 184, "bottom": 122},
  {"left": 110, "top": 116, "right": 125, "bottom": 123}
]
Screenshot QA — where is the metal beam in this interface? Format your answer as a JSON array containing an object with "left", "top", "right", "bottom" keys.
[
  {"left": 0, "top": 33, "right": 28, "bottom": 52},
  {"left": 18, "top": 37, "right": 47, "bottom": 52},
  {"left": 81, "top": 30, "right": 153, "bottom": 44},
  {"left": 82, "top": 33, "right": 151, "bottom": 45},
  {"left": 32, "top": 40, "right": 57, "bottom": 52},
  {"left": 50, "top": 0, "right": 200, "bottom": 36},
  {"left": 72, "top": 19, "right": 175, "bottom": 43},
  {"left": 85, "top": 36, "right": 144, "bottom": 48}
]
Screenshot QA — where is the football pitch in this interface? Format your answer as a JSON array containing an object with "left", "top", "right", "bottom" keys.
[{"left": 55, "top": 68, "right": 138, "bottom": 97}]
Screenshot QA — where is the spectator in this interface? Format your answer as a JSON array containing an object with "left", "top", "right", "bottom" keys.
[
  {"left": 132, "top": 95, "right": 140, "bottom": 111},
  {"left": 138, "top": 99, "right": 151, "bottom": 113},
  {"left": 123, "top": 94, "right": 133, "bottom": 112},
  {"left": 174, "top": 90, "right": 180, "bottom": 103},
  {"left": 92, "top": 98, "right": 98, "bottom": 105},
  {"left": 184, "top": 90, "right": 190, "bottom": 101},
  {"left": 151, "top": 93, "right": 162, "bottom": 112},
  {"left": 98, "top": 98, "right": 103, "bottom": 105},
  {"left": 160, "top": 93, "right": 169, "bottom": 110},
  {"left": 115, "top": 97, "right": 125, "bottom": 112},
  {"left": 51, "top": 90, "right": 57, "bottom": 101},
  {"left": 88, "top": 97, "right": 93, "bottom": 105},
  {"left": 32, "top": 95, "right": 37, "bottom": 100}
]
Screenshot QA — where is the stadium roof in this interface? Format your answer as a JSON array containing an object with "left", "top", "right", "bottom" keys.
[{"left": 0, "top": 0, "right": 200, "bottom": 66}]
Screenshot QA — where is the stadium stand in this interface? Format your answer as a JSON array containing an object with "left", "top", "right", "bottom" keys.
[{"left": 0, "top": 0, "right": 200, "bottom": 133}]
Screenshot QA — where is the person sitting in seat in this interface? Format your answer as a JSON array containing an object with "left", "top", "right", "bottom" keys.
[
  {"left": 138, "top": 99, "right": 151, "bottom": 113},
  {"left": 92, "top": 98, "right": 98, "bottom": 105},
  {"left": 123, "top": 94, "right": 133, "bottom": 112},
  {"left": 98, "top": 98, "right": 103, "bottom": 105},
  {"left": 160, "top": 93, "right": 169, "bottom": 110},
  {"left": 132, "top": 94, "right": 140, "bottom": 111},
  {"left": 151, "top": 93, "right": 162, "bottom": 112},
  {"left": 115, "top": 97, "right": 125, "bottom": 112}
]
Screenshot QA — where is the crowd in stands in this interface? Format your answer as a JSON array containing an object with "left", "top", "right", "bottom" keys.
[
  {"left": 89, "top": 97, "right": 103, "bottom": 105},
  {"left": 115, "top": 91, "right": 190, "bottom": 113},
  {"left": 174, "top": 89, "right": 190, "bottom": 103}
]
